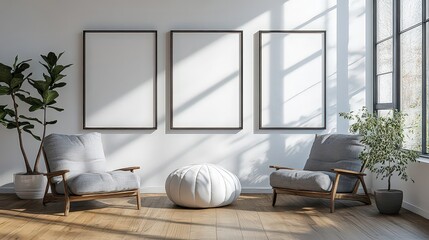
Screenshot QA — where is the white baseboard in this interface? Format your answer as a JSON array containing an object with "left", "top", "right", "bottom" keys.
[
  {"left": 402, "top": 201, "right": 429, "bottom": 220},
  {"left": 0, "top": 186, "right": 14, "bottom": 194},
  {"left": 241, "top": 187, "right": 272, "bottom": 193},
  {"left": 139, "top": 187, "right": 273, "bottom": 194},
  {"left": 140, "top": 187, "right": 165, "bottom": 193}
]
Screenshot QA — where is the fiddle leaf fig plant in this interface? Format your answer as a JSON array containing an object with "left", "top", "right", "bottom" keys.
[
  {"left": 340, "top": 107, "right": 419, "bottom": 191},
  {"left": 0, "top": 52, "right": 71, "bottom": 174}
]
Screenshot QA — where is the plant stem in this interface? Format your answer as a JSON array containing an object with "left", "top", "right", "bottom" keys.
[
  {"left": 388, "top": 175, "right": 391, "bottom": 191},
  {"left": 388, "top": 160, "right": 391, "bottom": 191},
  {"left": 33, "top": 107, "right": 46, "bottom": 174},
  {"left": 11, "top": 93, "right": 32, "bottom": 174}
]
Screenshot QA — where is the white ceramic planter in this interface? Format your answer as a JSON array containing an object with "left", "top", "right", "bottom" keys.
[{"left": 14, "top": 173, "right": 47, "bottom": 199}]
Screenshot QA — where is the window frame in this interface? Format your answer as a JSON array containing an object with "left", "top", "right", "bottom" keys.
[{"left": 374, "top": 0, "right": 428, "bottom": 154}]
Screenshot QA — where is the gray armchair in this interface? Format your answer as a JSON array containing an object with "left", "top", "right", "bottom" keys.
[
  {"left": 269, "top": 134, "right": 371, "bottom": 212},
  {"left": 42, "top": 132, "right": 141, "bottom": 215}
]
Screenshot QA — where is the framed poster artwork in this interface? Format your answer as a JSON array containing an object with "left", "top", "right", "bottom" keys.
[
  {"left": 83, "top": 30, "right": 157, "bottom": 129},
  {"left": 170, "top": 30, "right": 243, "bottom": 130},
  {"left": 259, "top": 30, "right": 326, "bottom": 129}
]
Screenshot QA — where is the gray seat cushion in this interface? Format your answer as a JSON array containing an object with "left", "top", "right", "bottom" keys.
[
  {"left": 270, "top": 170, "right": 332, "bottom": 192},
  {"left": 323, "top": 171, "right": 357, "bottom": 193},
  {"left": 55, "top": 171, "right": 140, "bottom": 195}
]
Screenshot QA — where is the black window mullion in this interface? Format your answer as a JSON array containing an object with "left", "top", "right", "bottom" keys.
[
  {"left": 423, "top": 0, "right": 427, "bottom": 154},
  {"left": 373, "top": 0, "right": 378, "bottom": 112},
  {"left": 393, "top": 0, "right": 400, "bottom": 110}
]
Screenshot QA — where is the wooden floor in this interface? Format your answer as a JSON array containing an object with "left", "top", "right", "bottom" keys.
[{"left": 1, "top": 194, "right": 429, "bottom": 240}]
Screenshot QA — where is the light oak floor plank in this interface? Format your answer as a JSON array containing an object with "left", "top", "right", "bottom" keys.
[{"left": 0, "top": 194, "right": 429, "bottom": 239}]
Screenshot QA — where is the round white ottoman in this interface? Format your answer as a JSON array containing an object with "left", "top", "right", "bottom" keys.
[{"left": 165, "top": 164, "right": 241, "bottom": 208}]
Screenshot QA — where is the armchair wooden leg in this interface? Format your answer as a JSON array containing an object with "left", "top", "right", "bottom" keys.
[
  {"left": 358, "top": 175, "right": 371, "bottom": 205},
  {"left": 330, "top": 174, "right": 341, "bottom": 213},
  {"left": 62, "top": 180, "right": 70, "bottom": 216},
  {"left": 42, "top": 180, "right": 50, "bottom": 206},
  {"left": 136, "top": 190, "right": 141, "bottom": 210},
  {"left": 272, "top": 189, "right": 277, "bottom": 207},
  {"left": 64, "top": 196, "right": 70, "bottom": 216}
]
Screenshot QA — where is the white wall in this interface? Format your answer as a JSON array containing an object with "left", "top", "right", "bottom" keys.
[{"left": 0, "top": 0, "right": 369, "bottom": 193}]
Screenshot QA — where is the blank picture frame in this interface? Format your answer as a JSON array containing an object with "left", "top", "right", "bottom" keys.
[
  {"left": 170, "top": 30, "right": 243, "bottom": 130},
  {"left": 259, "top": 30, "right": 326, "bottom": 129},
  {"left": 83, "top": 30, "right": 157, "bottom": 129}
]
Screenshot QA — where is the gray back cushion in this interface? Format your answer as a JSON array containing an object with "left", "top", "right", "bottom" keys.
[
  {"left": 304, "top": 134, "right": 364, "bottom": 172},
  {"left": 44, "top": 133, "right": 107, "bottom": 182}
]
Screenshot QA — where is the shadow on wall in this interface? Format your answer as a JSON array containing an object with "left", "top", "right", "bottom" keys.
[{"left": 106, "top": 0, "right": 365, "bottom": 189}]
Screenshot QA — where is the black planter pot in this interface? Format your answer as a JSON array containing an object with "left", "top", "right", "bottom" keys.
[{"left": 374, "top": 189, "right": 403, "bottom": 214}]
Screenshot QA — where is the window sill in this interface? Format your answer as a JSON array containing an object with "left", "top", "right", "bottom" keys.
[{"left": 417, "top": 155, "right": 429, "bottom": 164}]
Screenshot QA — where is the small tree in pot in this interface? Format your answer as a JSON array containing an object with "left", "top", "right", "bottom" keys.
[
  {"left": 340, "top": 107, "right": 419, "bottom": 214},
  {"left": 0, "top": 52, "right": 71, "bottom": 199}
]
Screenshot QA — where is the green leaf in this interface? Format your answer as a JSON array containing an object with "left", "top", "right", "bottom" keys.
[
  {"left": 39, "top": 62, "right": 50, "bottom": 72},
  {"left": 29, "top": 105, "right": 43, "bottom": 112},
  {"left": 10, "top": 77, "right": 24, "bottom": 89},
  {"left": 19, "top": 115, "right": 43, "bottom": 124},
  {"left": 4, "top": 108, "right": 15, "bottom": 117},
  {"left": 58, "top": 52, "right": 64, "bottom": 60},
  {"left": 15, "top": 62, "right": 30, "bottom": 74},
  {"left": 23, "top": 125, "right": 41, "bottom": 141},
  {"left": 43, "top": 90, "right": 59, "bottom": 104},
  {"left": 6, "top": 122, "right": 17, "bottom": 129},
  {"left": 52, "top": 65, "right": 66, "bottom": 76},
  {"left": 0, "top": 63, "right": 12, "bottom": 84},
  {"left": 42, "top": 73, "right": 52, "bottom": 83},
  {"left": 52, "top": 82, "right": 66, "bottom": 89},
  {"left": 29, "top": 80, "right": 49, "bottom": 94},
  {"left": 0, "top": 86, "right": 9, "bottom": 95},
  {"left": 16, "top": 94, "right": 44, "bottom": 108},
  {"left": 12, "top": 56, "right": 18, "bottom": 69},
  {"left": 53, "top": 74, "right": 65, "bottom": 83},
  {"left": 46, "top": 52, "right": 58, "bottom": 67},
  {"left": 48, "top": 106, "right": 64, "bottom": 112},
  {"left": 45, "top": 120, "right": 57, "bottom": 125}
]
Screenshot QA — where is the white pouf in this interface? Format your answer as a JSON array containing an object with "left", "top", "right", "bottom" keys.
[{"left": 165, "top": 164, "right": 241, "bottom": 208}]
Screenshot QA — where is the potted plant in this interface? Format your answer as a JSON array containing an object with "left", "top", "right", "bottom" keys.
[
  {"left": 0, "top": 52, "right": 71, "bottom": 199},
  {"left": 340, "top": 107, "right": 419, "bottom": 214}
]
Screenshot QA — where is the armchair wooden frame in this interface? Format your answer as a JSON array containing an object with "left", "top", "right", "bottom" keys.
[
  {"left": 42, "top": 149, "right": 141, "bottom": 216},
  {"left": 269, "top": 165, "right": 371, "bottom": 213}
]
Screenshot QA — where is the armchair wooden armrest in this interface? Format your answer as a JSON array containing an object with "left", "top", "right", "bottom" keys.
[
  {"left": 44, "top": 170, "right": 70, "bottom": 178},
  {"left": 115, "top": 166, "right": 140, "bottom": 173},
  {"left": 332, "top": 168, "right": 366, "bottom": 176},
  {"left": 269, "top": 165, "right": 295, "bottom": 171}
]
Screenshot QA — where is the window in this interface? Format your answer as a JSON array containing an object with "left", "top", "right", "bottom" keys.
[{"left": 374, "top": 0, "right": 427, "bottom": 153}]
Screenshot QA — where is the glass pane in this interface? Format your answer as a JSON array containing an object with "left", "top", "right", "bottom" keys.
[
  {"left": 427, "top": 0, "right": 429, "bottom": 20},
  {"left": 376, "top": 39, "right": 393, "bottom": 74},
  {"left": 427, "top": 24, "right": 429, "bottom": 152},
  {"left": 400, "top": 0, "right": 422, "bottom": 31},
  {"left": 400, "top": 27, "right": 423, "bottom": 151},
  {"left": 377, "top": 0, "right": 393, "bottom": 40},
  {"left": 378, "top": 109, "right": 393, "bottom": 117},
  {"left": 377, "top": 73, "right": 393, "bottom": 103}
]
